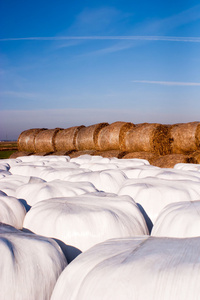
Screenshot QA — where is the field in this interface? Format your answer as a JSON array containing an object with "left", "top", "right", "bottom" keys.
[{"left": 0, "top": 141, "right": 18, "bottom": 159}]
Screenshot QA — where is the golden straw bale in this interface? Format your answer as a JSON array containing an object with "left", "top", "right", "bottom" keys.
[
  {"left": 150, "top": 154, "right": 190, "bottom": 168},
  {"left": 34, "top": 128, "right": 62, "bottom": 153},
  {"left": 18, "top": 128, "right": 46, "bottom": 152},
  {"left": 67, "top": 150, "right": 97, "bottom": 158},
  {"left": 188, "top": 151, "right": 200, "bottom": 164},
  {"left": 170, "top": 122, "right": 200, "bottom": 154},
  {"left": 96, "top": 121, "right": 135, "bottom": 151},
  {"left": 9, "top": 151, "right": 33, "bottom": 158},
  {"left": 54, "top": 126, "right": 85, "bottom": 152},
  {"left": 122, "top": 151, "right": 159, "bottom": 163},
  {"left": 93, "top": 150, "right": 128, "bottom": 158},
  {"left": 75, "top": 123, "right": 109, "bottom": 150},
  {"left": 121, "top": 123, "right": 172, "bottom": 155}
]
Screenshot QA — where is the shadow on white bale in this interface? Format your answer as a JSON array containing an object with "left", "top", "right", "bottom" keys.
[
  {"left": 51, "top": 236, "right": 200, "bottom": 300},
  {"left": 23, "top": 192, "right": 149, "bottom": 253},
  {"left": 0, "top": 224, "right": 67, "bottom": 300},
  {"left": 0, "top": 195, "right": 26, "bottom": 229},
  {"left": 151, "top": 200, "right": 200, "bottom": 237}
]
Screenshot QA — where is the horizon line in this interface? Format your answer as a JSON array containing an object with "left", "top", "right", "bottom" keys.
[{"left": 0, "top": 35, "right": 200, "bottom": 43}]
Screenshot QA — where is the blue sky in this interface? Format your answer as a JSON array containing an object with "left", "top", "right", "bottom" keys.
[{"left": 0, "top": 0, "right": 200, "bottom": 140}]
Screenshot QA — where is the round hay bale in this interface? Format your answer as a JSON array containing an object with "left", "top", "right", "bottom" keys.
[
  {"left": 17, "top": 128, "right": 46, "bottom": 152},
  {"left": 170, "top": 122, "right": 200, "bottom": 154},
  {"left": 93, "top": 150, "right": 127, "bottom": 158},
  {"left": 96, "top": 121, "right": 135, "bottom": 151},
  {"left": 54, "top": 126, "right": 85, "bottom": 152},
  {"left": 122, "top": 151, "right": 159, "bottom": 163},
  {"left": 121, "top": 123, "right": 172, "bottom": 155},
  {"left": 9, "top": 151, "right": 33, "bottom": 158},
  {"left": 75, "top": 123, "right": 109, "bottom": 150},
  {"left": 34, "top": 128, "right": 61, "bottom": 153},
  {"left": 150, "top": 154, "right": 190, "bottom": 168}
]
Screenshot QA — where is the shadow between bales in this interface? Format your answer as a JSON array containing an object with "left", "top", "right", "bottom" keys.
[
  {"left": 21, "top": 227, "right": 82, "bottom": 263},
  {"left": 137, "top": 203, "right": 153, "bottom": 234},
  {"left": 53, "top": 238, "right": 82, "bottom": 263},
  {"left": 18, "top": 198, "right": 31, "bottom": 212}
]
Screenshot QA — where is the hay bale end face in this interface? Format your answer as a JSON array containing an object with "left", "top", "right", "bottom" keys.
[
  {"left": 150, "top": 154, "right": 190, "bottom": 168},
  {"left": 54, "top": 126, "right": 85, "bottom": 152},
  {"left": 18, "top": 128, "right": 46, "bottom": 152},
  {"left": 121, "top": 123, "right": 172, "bottom": 155},
  {"left": 96, "top": 121, "right": 135, "bottom": 151},
  {"left": 170, "top": 122, "right": 200, "bottom": 154},
  {"left": 34, "top": 128, "right": 62, "bottom": 153},
  {"left": 75, "top": 123, "right": 109, "bottom": 151}
]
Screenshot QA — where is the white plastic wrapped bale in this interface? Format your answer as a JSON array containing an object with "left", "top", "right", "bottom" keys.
[
  {"left": 151, "top": 200, "right": 200, "bottom": 237},
  {"left": 0, "top": 174, "right": 31, "bottom": 197},
  {"left": 118, "top": 177, "right": 200, "bottom": 226},
  {"left": 67, "top": 169, "right": 127, "bottom": 193},
  {"left": 16, "top": 178, "right": 97, "bottom": 206},
  {"left": 174, "top": 163, "right": 200, "bottom": 172},
  {"left": 120, "top": 165, "right": 200, "bottom": 181},
  {"left": 51, "top": 236, "right": 200, "bottom": 300},
  {"left": 23, "top": 192, "right": 149, "bottom": 254},
  {"left": 0, "top": 195, "right": 26, "bottom": 229},
  {"left": 0, "top": 224, "right": 67, "bottom": 300}
]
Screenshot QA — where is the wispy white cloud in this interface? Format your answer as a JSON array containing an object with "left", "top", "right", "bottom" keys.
[
  {"left": 132, "top": 80, "right": 200, "bottom": 86},
  {"left": 0, "top": 90, "right": 40, "bottom": 99},
  {"left": 0, "top": 36, "right": 200, "bottom": 43}
]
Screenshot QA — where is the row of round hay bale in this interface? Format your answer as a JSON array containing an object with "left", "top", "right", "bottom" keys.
[
  {"left": 18, "top": 128, "right": 47, "bottom": 152},
  {"left": 121, "top": 123, "right": 172, "bottom": 155},
  {"left": 54, "top": 126, "right": 85, "bottom": 152},
  {"left": 150, "top": 154, "right": 190, "bottom": 168},
  {"left": 96, "top": 121, "right": 135, "bottom": 151},
  {"left": 169, "top": 122, "right": 200, "bottom": 154},
  {"left": 75, "top": 123, "right": 109, "bottom": 150}
]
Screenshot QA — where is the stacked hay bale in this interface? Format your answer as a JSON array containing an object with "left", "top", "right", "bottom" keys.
[
  {"left": 54, "top": 126, "right": 85, "bottom": 155},
  {"left": 18, "top": 128, "right": 47, "bottom": 154},
  {"left": 94, "top": 121, "right": 134, "bottom": 158},
  {"left": 121, "top": 123, "right": 172, "bottom": 155},
  {"left": 34, "top": 128, "right": 62, "bottom": 154}
]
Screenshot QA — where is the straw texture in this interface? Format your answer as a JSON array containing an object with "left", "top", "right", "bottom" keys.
[
  {"left": 151, "top": 154, "right": 190, "bottom": 168},
  {"left": 96, "top": 121, "right": 135, "bottom": 151},
  {"left": 75, "top": 123, "right": 109, "bottom": 150},
  {"left": 34, "top": 128, "right": 61, "bottom": 153},
  {"left": 54, "top": 126, "right": 85, "bottom": 152},
  {"left": 94, "top": 150, "right": 127, "bottom": 158},
  {"left": 122, "top": 123, "right": 172, "bottom": 155},
  {"left": 18, "top": 128, "right": 46, "bottom": 152},
  {"left": 122, "top": 151, "right": 159, "bottom": 163},
  {"left": 170, "top": 122, "right": 200, "bottom": 154}
]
